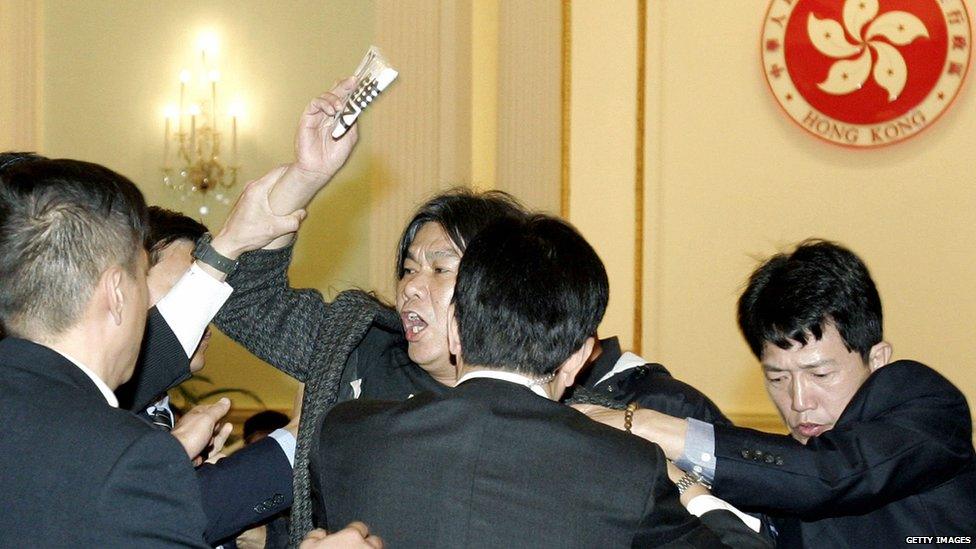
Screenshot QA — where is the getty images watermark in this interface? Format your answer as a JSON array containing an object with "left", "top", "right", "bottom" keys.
[{"left": 905, "top": 537, "right": 972, "bottom": 544}]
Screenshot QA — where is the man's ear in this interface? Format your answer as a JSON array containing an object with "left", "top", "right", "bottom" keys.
[
  {"left": 556, "top": 337, "right": 595, "bottom": 389},
  {"left": 101, "top": 266, "right": 126, "bottom": 326},
  {"left": 447, "top": 303, "right": 461, "bottom": 357},
  {"left": 867, "top": 341, "right": 892, "bottom": 372}
]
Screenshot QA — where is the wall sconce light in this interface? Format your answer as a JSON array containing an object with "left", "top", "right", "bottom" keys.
[{"left": 161, "top": 33, "right": 239, "bottom": 215}]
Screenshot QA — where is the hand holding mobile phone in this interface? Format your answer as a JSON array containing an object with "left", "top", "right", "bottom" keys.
[{"left": 332, "top": 46, "right": 399, "bottom": 138}]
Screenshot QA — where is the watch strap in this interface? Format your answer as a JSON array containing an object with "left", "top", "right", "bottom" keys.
[
  {"left": 675, "top": 470, "right": 710, "bottom": 495},
  {"left": 192, "top": 233, "right": 239, "bottom": 276}
]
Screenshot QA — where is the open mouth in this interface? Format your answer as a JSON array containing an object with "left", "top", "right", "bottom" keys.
[{"left": 401, "top": 310, "right": 429, "bottom": 339}]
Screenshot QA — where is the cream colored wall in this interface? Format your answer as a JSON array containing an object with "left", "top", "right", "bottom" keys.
[
  {"left": 642, "top": 1, "right": 976, "bottom": 421},
  {"left": 567, "top": 0, "right": 639, "bottom": 353},
  {"left": 495, "top": 0, "right": 562, "bottom": 214},
  {"left": 0, "top": 0, "right": 41, "bottom": 149},
  {"left": 40, "top": 0, "right": 376, "bottom": 410}
]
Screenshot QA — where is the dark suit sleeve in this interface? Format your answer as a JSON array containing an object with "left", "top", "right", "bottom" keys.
[
  {"left": 96, "top": 429, "right": 208, "bottom": 548},
  {"left": 117, "top": 306, "right": 191, "bottom": 412},
  {"left": 692, "top": 510, "right": 774, "bottom": 549},
  {"left": 711, "top": 362, "right": 974, "bottom": 519},
  {"left": 631, "top": 447, "right": 770, "bottom": 548},
  {"left": 195, "top": 435, "right": 294, "bottom": 544}
]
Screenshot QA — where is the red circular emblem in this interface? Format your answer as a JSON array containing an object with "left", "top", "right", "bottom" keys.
[{"left": 762, "top": 0, "right": 972, "bottom": 147}]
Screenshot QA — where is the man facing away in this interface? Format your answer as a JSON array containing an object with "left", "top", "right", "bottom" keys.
[
  {"left": 0, "top": 158, "right": 209, "bottom": 547},
  {"left": 579, "top": 240, "right": 976, "bottom": 547},
  {"left": 310, "top": 215, "right": 770, "bottom": 548}
]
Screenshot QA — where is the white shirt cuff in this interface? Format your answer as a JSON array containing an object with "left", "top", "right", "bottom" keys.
[
  {"left": 156, "top": 263, "right": 233, "bottom": 357},
  {"left": 267, "top": 428, "right": 296, "bottom": 468},
  {"left": 686, "top": 494, "right": 762, "bottom": 533}
]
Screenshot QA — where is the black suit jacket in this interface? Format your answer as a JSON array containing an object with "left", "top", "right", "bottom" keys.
[
  {"left": 311, "top": 378, "right": 768, "bottom": 548},
  {"left": 199, "top": 435, "right": 294, "bottom": 545},
  {"left": 0, "top": 337, "right": 208, "bottom": 547},
  {"left": 116, "top": 306, "right": 192, "bottom": 411},
  {"left": 710, "top": 360, "right": 976, "bottom": 547},
  {"left": 573, "top": 337, "right": 731, "bottom": 426},
  {"left": 114, "top": 306, "right": 294, "bottom": 543}
]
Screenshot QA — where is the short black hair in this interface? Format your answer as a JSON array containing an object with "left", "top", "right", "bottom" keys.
[
  {"left": 737, "top": 239, "right": 883, "bottom": 361},
  {"left": 453, "top": 215, "right": 609, "bottom": 376},
  {"left": 0, "top": 152, "right": 47, "bottom": 339},
  {"left": 0, "top": 158, "right": 148, "bottom": 337},
  {"left": 395, "top": 188, "right": 528, "bottom": 280},
  {"left": 146, "top": 206, "right": 208, "bottom": 267},
  {"left": 0, "top": 151, "right": 45, "bottom": 173}
]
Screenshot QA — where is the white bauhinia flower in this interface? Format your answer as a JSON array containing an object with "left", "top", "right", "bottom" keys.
[{"left": 808, "top": 0, "right": 929, "bottom": 101}]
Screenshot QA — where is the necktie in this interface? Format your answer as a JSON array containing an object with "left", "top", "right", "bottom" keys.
[{"left": 151, "top": 405, "right": 174, "bottom": 431}]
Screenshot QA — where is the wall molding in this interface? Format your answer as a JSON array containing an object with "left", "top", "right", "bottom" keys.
[
  {"left": 560, "top": 0, "right": 572, "bottom": 218},
  {"left": 633, "top": 0, "right": 647, "bottom": 355}
]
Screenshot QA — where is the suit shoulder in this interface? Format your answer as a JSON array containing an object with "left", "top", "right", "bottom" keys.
[
  {"left": 882, "top": 359, "right": 956, "bottom": 383},
  {"left": 96, "top": 425, "right": 208, "bottom": 546},
  {"left": 871, "top": 360, "right": 967, "bottom": 402},
  {"left": 323, "top": 393, "right": 439, "bottom": 432},
  {"left": 99, "top": 426, "right": 201, "bottom": 510},
  {"left": 36, "top": 388, "right": 157, "bottom": 448}
]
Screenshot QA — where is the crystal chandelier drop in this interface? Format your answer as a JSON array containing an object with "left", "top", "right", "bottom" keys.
[{"left": 161, "top": 34, "right": 241, "bottom": 216}]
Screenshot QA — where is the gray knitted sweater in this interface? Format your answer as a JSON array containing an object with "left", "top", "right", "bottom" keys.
[{"left": 214, "top": 244, "right": 403, "bottom": 547}]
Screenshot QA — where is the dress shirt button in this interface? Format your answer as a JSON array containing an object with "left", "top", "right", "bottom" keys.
[
  {"left": 693, "top": 465, "right": 703, "bottom": 473},
  {"left": 701, "top": 452, "right": 712, "bottom": 463}
]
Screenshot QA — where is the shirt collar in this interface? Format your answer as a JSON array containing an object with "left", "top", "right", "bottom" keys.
[
  {"left": 582, "top": 336, "right": 622, "bottom": 385},
  {"left": 50, "top": 349, "right": 119, "bottom": 408},
  {"left": 147, "top": 395, "right": 170, "bottom": 414},
  {"left": 456, "top": 369, "right": 553, "bottom": 400},
  {"left": 593, "top": 351, "right": 648, "bottom": 387}
]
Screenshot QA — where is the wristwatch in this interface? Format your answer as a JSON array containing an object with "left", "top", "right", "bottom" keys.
[
  {"left": 192, "top": 233, "right": 239, "bottom": 276},
  {"left": 675, "top": 470, "right": 711, "bottom": 495}
]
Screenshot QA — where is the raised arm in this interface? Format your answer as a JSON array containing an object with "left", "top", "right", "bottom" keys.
[
  {"left": 264, "top": 76, "right": 359, "bottom": 249},
  {"left": 209, "top": 80, "right": 364, "bottom": 381}
]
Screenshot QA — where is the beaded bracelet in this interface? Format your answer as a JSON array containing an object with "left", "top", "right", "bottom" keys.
[{"left": 624, "top": 402, "right": 639, "bottom": 433}]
